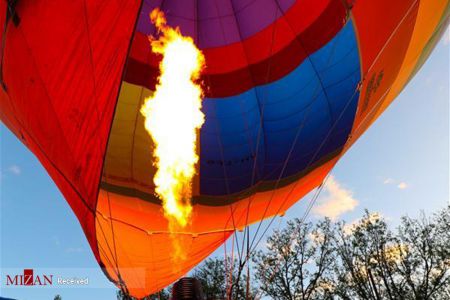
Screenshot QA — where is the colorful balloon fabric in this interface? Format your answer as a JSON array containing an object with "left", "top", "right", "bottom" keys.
[{"left": 0, "top": 0, "right": 448, "bottom": 297}]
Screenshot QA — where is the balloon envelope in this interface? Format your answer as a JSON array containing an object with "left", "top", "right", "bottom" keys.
[{"left": 0, "top": 0, "right": 448, "bottom": 297}]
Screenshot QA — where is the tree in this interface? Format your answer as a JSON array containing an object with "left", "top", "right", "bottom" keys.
[
  {"left": 114, "top": 257, "right": 254, "bottom": 300},
  {"left": 332, "top": 211, "right": 405, "bottom": 299},
  {"left": 193, "top": 257, "right": 256, "bottom": 300},
  {"left": 193, "top": 257, "right": 227, "bottom": 299},
  {"left": 332, "top": 207, "right": 450, "bottom": 299},
  {"left": 394, "top": 207, "right": 450, "bottom": 299},
  {"left": 253, "top": 218, "right": 336, "bottom": 300},
  {"left": 116, "top": 207, "right": 450, "bottom": 300},
  {"left": 54, "top": 295, "right": 62, "bottom": 300},
  {"left": 115, "top": 256, "right": 255, "bottom": 300}
]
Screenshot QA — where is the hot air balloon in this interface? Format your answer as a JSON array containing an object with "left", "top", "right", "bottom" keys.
[{"left": 0, "top": 0, "right": 448, "bottom": 298}]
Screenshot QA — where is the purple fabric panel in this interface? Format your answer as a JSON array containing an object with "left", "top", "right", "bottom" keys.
[
  {"left": 230, "top": 0, "right": 295, "bottom": 12},
  {"left": 136, "top": 0, "right": 296, "bottom": 48},
  {"left": 136, "top": 0, "right": 161, "bottom": 36},
  {"left": 138, "top": 0, "right": 197, "bottom": 41},
  {"left": 197, "top": 0, "right": 240, "bottom": 47},
  {"left": 165, "top": 0, "right": 196, "bottom": 19},
  {"left": 231, "top": 0, "right": 278, "bottom": 39},
  {"left": 277, "top": 0, "right": 297, "bottom": 11},
  {"left": 198, "top": 0, "right": 234, "bottom": 18},
  {"left": 198, "top": 15, "right": 240, "bottom": 48}
]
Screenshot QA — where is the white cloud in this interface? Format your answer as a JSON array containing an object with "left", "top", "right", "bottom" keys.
[
  {"left": 383, "top": 178, "right": 394, "bottom": 184},
  {"left": 313, "top": 176, "right": 358, "bottom": 220},
  {"left": 8, "top": 165, "right": 21, "bottom": 175},
  {"left": 382, "top": 177, "right": 409, "bottom": 190},
  {"left": 397, "top": 182, "right": 408, "bottom": 190}
]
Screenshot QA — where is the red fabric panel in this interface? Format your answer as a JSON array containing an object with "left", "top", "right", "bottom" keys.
[
  {"left": 124, "top": 0, "right": 346, "bottom": 98},
  {"left": 0, "top": 0, "right": 141, "bottom": 259},
  {"left": 353, "top": 0, "right": 418, "bottom": 71}
]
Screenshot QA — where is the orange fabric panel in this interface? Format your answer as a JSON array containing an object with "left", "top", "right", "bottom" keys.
[
  {"left": 96, "top": 206, "right": 233, "bottom": 298},
  {"left": 372, "top": 0, "right": 449, "bottom": 121},
  {"left": 96, "top": 157, "right": 337, "bottom": 297},
  {"left": 347, "top": 0, "right": 448, "bottom": 147}
]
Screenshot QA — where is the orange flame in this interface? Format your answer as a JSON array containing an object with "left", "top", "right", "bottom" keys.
[{"left": 141, "top": 8, "right": 205, "bottom": 228}]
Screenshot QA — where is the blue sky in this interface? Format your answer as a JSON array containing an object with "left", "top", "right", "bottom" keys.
[{"left": 1, "top": 30, "right": 448, "bottom": 300}]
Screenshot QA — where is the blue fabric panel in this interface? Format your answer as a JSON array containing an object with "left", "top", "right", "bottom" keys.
[{"left": 200, "top": 20, "right": 361, "bottom": 195}]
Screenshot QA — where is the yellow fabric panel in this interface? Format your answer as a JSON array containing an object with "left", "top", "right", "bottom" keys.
[{"left": 102, "top": 82, "right": 156, "bottom": 191}]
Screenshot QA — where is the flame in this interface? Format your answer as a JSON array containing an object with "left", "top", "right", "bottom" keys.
[{"left": 141, "top": 8, "right": 205, "bottom": 228}]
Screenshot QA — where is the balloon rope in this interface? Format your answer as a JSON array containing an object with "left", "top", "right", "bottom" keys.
[
  {"left": 248, "top": 0, "right": 348, "bottom": 253},
  {"left": 248, "top": 2, "right": 422, "bottom": 296},
  {"left": 209, "top": 0, "right": 246, "bottom": 291},
  {"left": 222, "top": 0, "right": 281, "bottom": 287},
  {"left": 240, "top": 0, "right": 356, "bottom": 270}
]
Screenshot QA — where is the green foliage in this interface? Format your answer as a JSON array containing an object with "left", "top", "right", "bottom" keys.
[
  {"left": 253, "top": 218, "right": 336, "bottom": 300},
  {"left": 330, "top": 207, "right": 450, "bottom": 299},
  {"left": 253, "top": 207, "right": 449, "bottom": 299},
  {"left": 332, "top": 210, "right": 403, "bottom": 299},
  {"left": 394, "top": 207, "right": 450, "bottom": 299},
  {"left": 114, "top": 207, "right": 449, "bottom": 300},
  {"left": 193, "top": 257, "right": 255, "bottom": 300}
]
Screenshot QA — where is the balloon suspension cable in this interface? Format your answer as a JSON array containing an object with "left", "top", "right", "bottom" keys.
[
  {"left": 250, "top": 2, "right": 421, "bottom": 296},
  {"left": 224, "top": 0, "right": 361, "bottom": 291}
]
